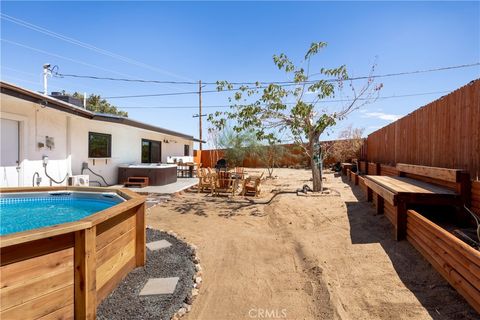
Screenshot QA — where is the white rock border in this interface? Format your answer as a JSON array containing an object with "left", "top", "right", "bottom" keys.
[{"left": 150, "top": 228, "right": 202, "bottom": 320}]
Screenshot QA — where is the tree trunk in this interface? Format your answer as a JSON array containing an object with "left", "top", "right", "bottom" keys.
[
  {"left": 310, "top": 133, "right": 323, "bottom": 192},
  {"left": 311, "top": 156, "right": 322, "bottom": 192}
]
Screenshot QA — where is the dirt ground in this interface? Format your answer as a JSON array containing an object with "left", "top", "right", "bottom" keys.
[{"left": 148, "top": 168, "right": 478, "bottom": 320}]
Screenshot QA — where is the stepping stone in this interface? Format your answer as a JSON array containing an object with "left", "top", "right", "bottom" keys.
[
  {"left": 146, "top": 239, "right": 172, "bottom": 251},
  {"left": 139, "top": 277, "right": 179, "bottom": 296}
]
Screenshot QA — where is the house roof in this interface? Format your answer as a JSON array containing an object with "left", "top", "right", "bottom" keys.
[{"left": 0, "top": 81, "right": 205, "bottom": 143}]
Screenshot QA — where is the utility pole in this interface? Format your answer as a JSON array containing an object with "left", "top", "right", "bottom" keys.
[{"left": 199, "top": 80, "right": 203, "bottom": 150}]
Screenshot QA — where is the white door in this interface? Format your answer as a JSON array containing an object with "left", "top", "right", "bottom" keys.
[{"left": 1, "top": 118, "right": 20, "bottom": 187}]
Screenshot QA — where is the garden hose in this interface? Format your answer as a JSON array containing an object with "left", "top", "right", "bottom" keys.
[{"left": 464, "top": 205, "right": 480, "bottom": 249}]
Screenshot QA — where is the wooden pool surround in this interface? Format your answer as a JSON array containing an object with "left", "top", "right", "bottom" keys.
[{"left": 0, "top": 186, "right": 146, "bottom": 320}]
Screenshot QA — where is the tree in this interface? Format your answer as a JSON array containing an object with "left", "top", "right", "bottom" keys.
[
  {"left": 206, "top": 128, "right": 222, "bottom": 168},
  {"left": 208, "top": 42, "right": 382, "bottom": 192},
  {"left": 217, "top": 127, "right": 260, "bottom": 167},
  {"left": 252, "top": 141, "right": 286, "bottom": 178},
  {"left": 70, "top": 92, "right": 128, "bottom": 117},
  {"left": 329, "top": 125, "right": 365, "bottom": 163}
]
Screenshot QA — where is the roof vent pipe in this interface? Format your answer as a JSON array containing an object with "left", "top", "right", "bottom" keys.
[{"left": 43, "top": 63, "right": 51, "bottom": 95}]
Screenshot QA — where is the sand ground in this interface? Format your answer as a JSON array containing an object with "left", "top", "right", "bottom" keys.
[{"left": 148, "top": 169, "right": 477, "bottom": 320}]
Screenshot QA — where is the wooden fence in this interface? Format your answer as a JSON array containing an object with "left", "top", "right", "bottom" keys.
[
  {"left": 363, "top": 79, "right": 479, "bottom": 180},
  {"left": 197, "top": 143, "right": 339, "bottom": 169}
]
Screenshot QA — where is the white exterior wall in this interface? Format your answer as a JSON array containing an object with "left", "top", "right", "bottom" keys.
[{"left": 0, "top": 93, "right": 193, "bottom": 187}]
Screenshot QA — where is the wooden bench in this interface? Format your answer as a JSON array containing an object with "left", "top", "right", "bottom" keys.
[
  {"left": 124, "top": 176, "right": 149, "bottom": 188},
  {"left": 364, "top": 163, "right": 470, "bottom": 241}
]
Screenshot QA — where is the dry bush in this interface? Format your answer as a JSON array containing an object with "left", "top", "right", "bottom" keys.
[{"left": 329, "top": 126, "right": 365, "bottom": 163}]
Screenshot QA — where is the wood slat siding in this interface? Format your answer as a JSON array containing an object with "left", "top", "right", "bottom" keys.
[
  {"left": 403, "top": 173, "right": 457, "bottom": 190},
  {"left": 365, "top": 80, "right": 480, "bottom": 180},
  {"left": 472, "top": 181, "right": 480, "bottom": 215},
  {"left": 96, "top": 209, "right": 136, "bottom": 251},
  {"left": 359, "top": 161, "right": 367, "bottom": 174},
  {"left": 384, "top": 201, "right": 396, "bottom": 225},
  {"left": 0, "top": 233, "right": 74, "bottom": 266},
  {"left": 358, "top": 176, "right": 367, "bottom": 196},
  {"left": 406, "top": 210, "right": 480, "bottom": 313},
  {"left": 349, "top": 171, "right": 359, "bottom": 185},
  {"left": 372, "top": 193, "right": 379, "bottom": 208},
  {"left": 397, "top": 163, "right": 461, "bottom": 183},
  {"left": 95, "top": 207, "right": 138, "bottom": 305},
  {"left": 368, "top": 162, "right": 378, "bottom": 175},
  {"left": 380, "top": 164, "right": 399, "bottom": 177},
  {"left": 37, "top": 305, "right": 73, "bottom": 320},
  {"left": 1, "top": 286, "right": 73, "bottom": 320},
  {"left": 0, "top": 248, "right": 74, "bottom": 320}
]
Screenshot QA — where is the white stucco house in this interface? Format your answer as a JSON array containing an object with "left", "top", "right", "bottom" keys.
[{"left": 0, "top": 81, "right": 201, "bottom": 187}]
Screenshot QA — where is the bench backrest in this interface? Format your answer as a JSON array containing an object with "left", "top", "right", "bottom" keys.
[{"left": 396, "top": 163, "right": 464, "bottom": 183}]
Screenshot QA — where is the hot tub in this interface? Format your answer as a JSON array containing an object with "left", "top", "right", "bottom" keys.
[
  {"left": 0, "top": 186, "right": 146, "bottom": 319},
  {"left": 118, "top": 163, "right": 177, "bottom": 186}
]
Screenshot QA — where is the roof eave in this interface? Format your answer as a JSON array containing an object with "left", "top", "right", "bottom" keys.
[{"left": 1, "top": 81, "right": 195, "bottom": 141}]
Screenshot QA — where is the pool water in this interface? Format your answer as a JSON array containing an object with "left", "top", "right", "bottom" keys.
[{"left": 0, "top": 192, "right": 124, "bottom": 236}]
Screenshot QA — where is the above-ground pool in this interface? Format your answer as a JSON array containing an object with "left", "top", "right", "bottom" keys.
[
  {"left": 0, "top": 186, "right": 146, "bottom": 320},
  {"left": 0, "top": 191, "right": 124, "bottom": 235}
]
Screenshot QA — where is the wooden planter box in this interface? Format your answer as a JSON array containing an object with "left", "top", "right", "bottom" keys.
[
  {"left": 358, "top": 161, "right": 367, "bottom": 174},
  {"left": 368, "top": 162, "right": 379, "bottom": 175},
  {"left": 0, "top": 187, "right": 146, "bottom": 320},
  {"left": 349, "top": 171, "right": 359, "bottom": 185},
  {"left": 341, "top": 163, "right": 353, "bottom": 176},
  {"left": 406, "top": 210, "right": 480, "bottom": 313}
]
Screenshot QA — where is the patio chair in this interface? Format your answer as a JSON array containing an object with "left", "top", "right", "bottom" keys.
[
  {"left": 230, "top": 167, "right": 245, "bottom": 179},
  {"left": 213, "top": 171, "right": 238, "bottom": 196},
  {"left": 197, "top": 168, "right": 214, "bottom": 194},
  {"left": 241, "top": 172, "right": 264, "bottom": 197}
]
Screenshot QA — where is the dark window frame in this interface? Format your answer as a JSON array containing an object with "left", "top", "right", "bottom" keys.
[
  {"left": 184, "top": 144, "right": 190, "bottom": 156},
  {"left": 88, "top": 132, "right": 112, "bottom": 158},
  {"left": 141, "top": 138, "right": 162, "bottom": 163}
]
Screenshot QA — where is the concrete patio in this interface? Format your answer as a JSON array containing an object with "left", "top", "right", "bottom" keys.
[{"left": 111, "top": 178, "right": 198, "bottom": 195}]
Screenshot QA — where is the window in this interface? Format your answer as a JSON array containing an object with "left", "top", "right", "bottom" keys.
[
  {"left": 88, "top": 132, "right": 111, "bottom": 158},
  {"left": 142, "top": 139, "right": 161, "bottom": 163},
  {"left": 184, "top": 144, "right": 190, "bottom": 156}
]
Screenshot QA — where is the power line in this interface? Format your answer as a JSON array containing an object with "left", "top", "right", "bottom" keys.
[
  {"left": 0, "top": 13, "right": 193, "bottom": 81},
  {"left": 308, "top": 63, "right": 480, "bottom": 79},
  {"left": 2, "top": 12, "right": 478, "bottom": 88},
  {"left": 54, "top": 73, "right": 198, "bottom": 85},
  {"left": 1, "top": 74, "right": 65, "bottom": 90},
  {"left": 1, "top": 38, "right": 137, "bottom": 78},
  {"left": 1, "top": 65, "right": 101, "bottom": 94},
  {"left": 106, "top": 90, "right": 202, "bottom": 99},
  {"left": 103, "top": 83, "right": 452, "bottom": 99},
  {"left": 1, "top": 66, "right": 40, "bottom": 77},
  {"left": 53, "top": 62, "right": 479, "bottom": 87},
  {"left": 116, "top": 90, "right": 450, "bottom": 109}
]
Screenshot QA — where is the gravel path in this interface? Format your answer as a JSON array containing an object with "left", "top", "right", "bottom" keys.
[{"left": 97, "top": 228, "right": 196, "bottom": 320}]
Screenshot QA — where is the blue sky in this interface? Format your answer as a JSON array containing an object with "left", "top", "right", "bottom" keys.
[{"left": 1, "top": 1, "right": 479, "bottom": 147}]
